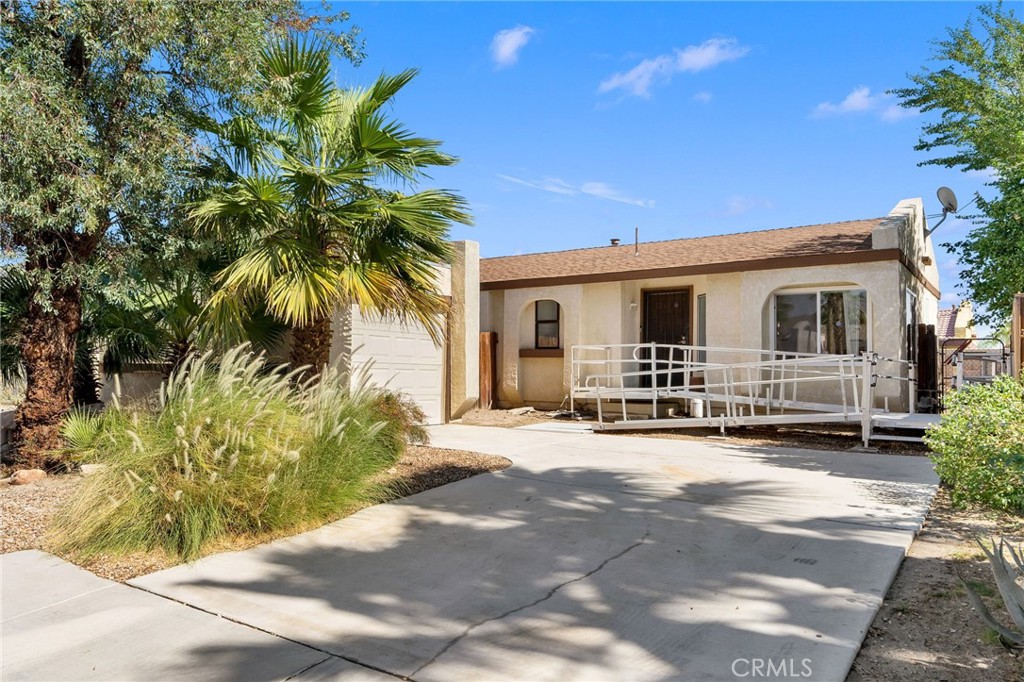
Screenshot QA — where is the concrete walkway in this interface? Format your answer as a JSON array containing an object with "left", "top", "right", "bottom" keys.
[
  {"left": 1, "top": 550, "right": 383, "bottom": 681},
  {"left": 4, "top": 426, "right": 938, "bottom": 681}
]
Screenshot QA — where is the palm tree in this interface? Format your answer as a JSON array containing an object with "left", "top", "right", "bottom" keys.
[
  {"left": 191, "top": 41, "right": 471, "bottom": 372},
  {"left": 1, "top": 250, "right": 287, "bottom": 412}
]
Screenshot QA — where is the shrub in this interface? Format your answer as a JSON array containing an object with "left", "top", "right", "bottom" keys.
[
  {"left": 925, "top": 376, "right": 1024, "bottom": 513},
  {"left": 51, "top": 345, "right": 425, "bottom": 560}
]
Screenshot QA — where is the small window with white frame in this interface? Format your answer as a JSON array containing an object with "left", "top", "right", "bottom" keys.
[{"left": 773, "top": 287, "right": 868, "bottom": 355}]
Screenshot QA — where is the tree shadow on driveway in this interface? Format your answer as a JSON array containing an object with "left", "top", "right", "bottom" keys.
[{"left": 135, "top": 453, "right": 936, "bottom": 681}]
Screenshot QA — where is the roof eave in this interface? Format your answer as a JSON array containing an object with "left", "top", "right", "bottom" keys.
[{"left": 481, "top": 249, "right": 901, "bottom": 291}]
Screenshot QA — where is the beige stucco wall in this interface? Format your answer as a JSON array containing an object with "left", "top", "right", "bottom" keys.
[
  {"left": 487, "top": 262, "right": 911, "bottom": 408},
  {"left": 520, "top": 357, "right": 564, "bottom": 405},
  {"left": 100, "top": 370, "right": 164, "bottom": 405},
  {"left": 496, "top": 284, "right": 582, "bottom": 406}
]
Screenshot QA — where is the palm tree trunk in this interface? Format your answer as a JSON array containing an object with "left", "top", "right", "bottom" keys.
[
  {"left": 290, "top": 314, "right": 333, "bottom": 375},
  {"left": 10, "top": 283, "right": 82, "bottom": 469},
  {"left": 73, "top": 337, "right": 101, "bottom": 405},
  {"left": 163, "top": 338, "right": 193, "bottom": 380}
]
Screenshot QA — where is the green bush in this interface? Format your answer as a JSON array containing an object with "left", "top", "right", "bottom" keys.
[
  {"left": 925, "top": 376, "right": 1024, "bottom": 513},
  {"left": 52, "top": 345, "right": 426, "bottom": 560}
]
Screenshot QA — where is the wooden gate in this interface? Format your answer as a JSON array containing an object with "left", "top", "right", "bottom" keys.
[
  {"left": 479, "top": 332, "right": 498, "bottom": 409},
  {"left": 1013, "top": 293, "right": 1024, "bottom": 378},
  {"left": 915, "top": 323, "right": 938, "bottom": 411}
]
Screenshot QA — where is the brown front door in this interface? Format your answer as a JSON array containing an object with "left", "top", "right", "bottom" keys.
[{"left": 641, "top": 289, "right": 691, "bottom": 388}]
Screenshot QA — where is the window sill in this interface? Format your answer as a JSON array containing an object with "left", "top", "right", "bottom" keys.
[{"left": 519, "top": 348, "right": 564, "bottom": 358}]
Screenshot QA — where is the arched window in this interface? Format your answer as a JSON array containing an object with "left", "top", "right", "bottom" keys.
[
  {"left": 535, "top": 300, "right": 560, "bottom": 349},
  {"left": 773, "top": 287, "right": 868, "bottom": 354}
]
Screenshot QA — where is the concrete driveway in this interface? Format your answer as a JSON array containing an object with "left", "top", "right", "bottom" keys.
[
  {"left": 129, "top": 425, "right": 936, "bottom": 681},
  {"left": 4, "top": 425, "right": 938, "bottom": 681}
]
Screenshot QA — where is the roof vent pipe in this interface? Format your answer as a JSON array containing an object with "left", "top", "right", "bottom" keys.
[
  {"left": 610, "top": 238, "right": 620, "bottom": 246},
  {"left": 634, "top": 226, "right": 639, "bottom": 256}
]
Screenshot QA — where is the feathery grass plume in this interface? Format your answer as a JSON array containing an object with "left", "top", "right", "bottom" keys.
[{"left": 51, "top": 344, "right": 425, "bottom": 560}]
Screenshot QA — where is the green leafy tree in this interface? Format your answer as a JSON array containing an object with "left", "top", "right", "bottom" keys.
[
  {"left": 0, "top": 1, "right": 360, "bottom": 468},
  {"left": 192, "top": 41, "right": 471, "bottom": 372},
  {"left": 893, "top": 2, "right": 1024, "bottom": 327}
]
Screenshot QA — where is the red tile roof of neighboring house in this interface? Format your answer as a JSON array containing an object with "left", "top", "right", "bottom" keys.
[
  {"left": 936, "top": 306, "right": 958, "bottom": 338},
  {"left": 481, "top": 218, "right": 887, "bottom": 289}
]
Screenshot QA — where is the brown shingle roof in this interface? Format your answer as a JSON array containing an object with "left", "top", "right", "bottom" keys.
[
  {"left": 936, "top": 306, "right": 958, "bottom": 338},
  {"left": 481, "top": 218, "right": 885, "bottom": 290}
]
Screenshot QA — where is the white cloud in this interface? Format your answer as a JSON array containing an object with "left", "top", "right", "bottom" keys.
[
  {"left": 579, "top": 181, "right": 655, "bottom": 208},
  {"left": 693, "top": 91, "right": 713, "bottom": 104},
  {"left": 497, "top": 174, "right": 575, "bottom": 196},
  {"left": 813, "top": 86, "right": 918, "bottom": 122},
  {"left": 498, "top": 174, "right": 654, "bottom": 208},
  {"left": 675, "top": 38, "right": 749, "bottom": 72},
  {"left": 598, "top": 38, "right": 749, "bottom": 98},
  {"left": 491, "top": 25, "right": 535, "bottom": 68},
  {"left": 722, "top": 195, "right": 774, "bottom": 217}
]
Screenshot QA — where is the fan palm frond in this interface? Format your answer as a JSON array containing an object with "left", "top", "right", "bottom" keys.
[{"left": 195, "top": 41, "right": 472, "bottom": 366}]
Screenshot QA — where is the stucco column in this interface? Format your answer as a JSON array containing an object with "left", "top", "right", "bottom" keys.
[{"left": 449, "top": 240, "right": 480, "bottom": 417}]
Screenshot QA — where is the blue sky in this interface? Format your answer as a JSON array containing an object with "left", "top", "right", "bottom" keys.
[{"left": 332, "top": 1, "right": 995, "bottom": 313}]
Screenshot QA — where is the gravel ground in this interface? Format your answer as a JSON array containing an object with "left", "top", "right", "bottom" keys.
[
  {"left": 0, "top": 445, "right": 510, "bottom": 582},
  {"left": 0, "top": 474, "right": 80, "bottom": 555}
]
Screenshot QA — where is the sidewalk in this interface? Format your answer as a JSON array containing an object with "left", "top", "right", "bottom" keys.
[{"left": 1, "top": 550, "right": 385, "bottom": 681}]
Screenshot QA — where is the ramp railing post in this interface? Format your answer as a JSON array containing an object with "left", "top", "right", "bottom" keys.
[
  {"left": 570, "top": 345, "right": 576, "bottom": 415},
  {"left": 860, "top": 352, "right": 873, "bottom": 447},
  {"left": 649, "top": 341, "right": 657, "bottom": 390},
  {"left": 838, "top": 358, "right": 849, "bottom": 417},
  {"left": 908, "top": 360, "right": 917, "bottom": 414}
]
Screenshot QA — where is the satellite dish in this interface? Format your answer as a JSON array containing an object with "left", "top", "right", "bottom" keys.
[
  {"left": 926, "top": 186, "right": 960, "bottom": 237},
  {"left": 937, "top": 186, "right": 958, "bottom": 214}
]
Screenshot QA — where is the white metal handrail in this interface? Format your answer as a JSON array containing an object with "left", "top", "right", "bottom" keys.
[{"left": 570, "top": 343, "right": 918, "bottom": 445}]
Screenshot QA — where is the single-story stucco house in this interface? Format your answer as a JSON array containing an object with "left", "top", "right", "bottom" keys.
[{"left": 479, "top": 198, "right": 940, "bottom": 414}]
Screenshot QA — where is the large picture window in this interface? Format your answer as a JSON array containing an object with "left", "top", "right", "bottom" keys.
[
  {"left": 774, "top": 288, "right": 868, "bottom": 355},
  {"left": 535, "top": 299, "right": 560, "bottom": 349}
]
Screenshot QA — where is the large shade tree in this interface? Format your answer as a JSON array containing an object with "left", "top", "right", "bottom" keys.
[
  {"left": 0, "top": 1, "right": 361, "bottom": 468},
  {"left": 192, "top": 41, "right": 471, "bottom": 372},
  {"left": 894, "top": 2, "right": 1024, "bottom": 327}
]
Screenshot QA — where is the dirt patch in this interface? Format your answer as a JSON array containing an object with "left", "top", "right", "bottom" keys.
[
  {"left": 0, "top": 445, "right": 510, "bottom": 582},
  {"left": 848, "top": 488, "right": 1024, "bottom": 681},
  {"left": 462, "top": 407, "right": 930, "bottom": 456},
  {"left": 602, "top": 425, "right": 931, "bottom": 456},
  {"left": 458, "top": 407, "right": 556, "bottom": 429},
  {"left": 379, "top": 445, "right": 511, "bottom": 498}
]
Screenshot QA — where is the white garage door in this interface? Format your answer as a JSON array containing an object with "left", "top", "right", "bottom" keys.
[{"left": 349, "top": 309, "right": 446, "bottom": 425}]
